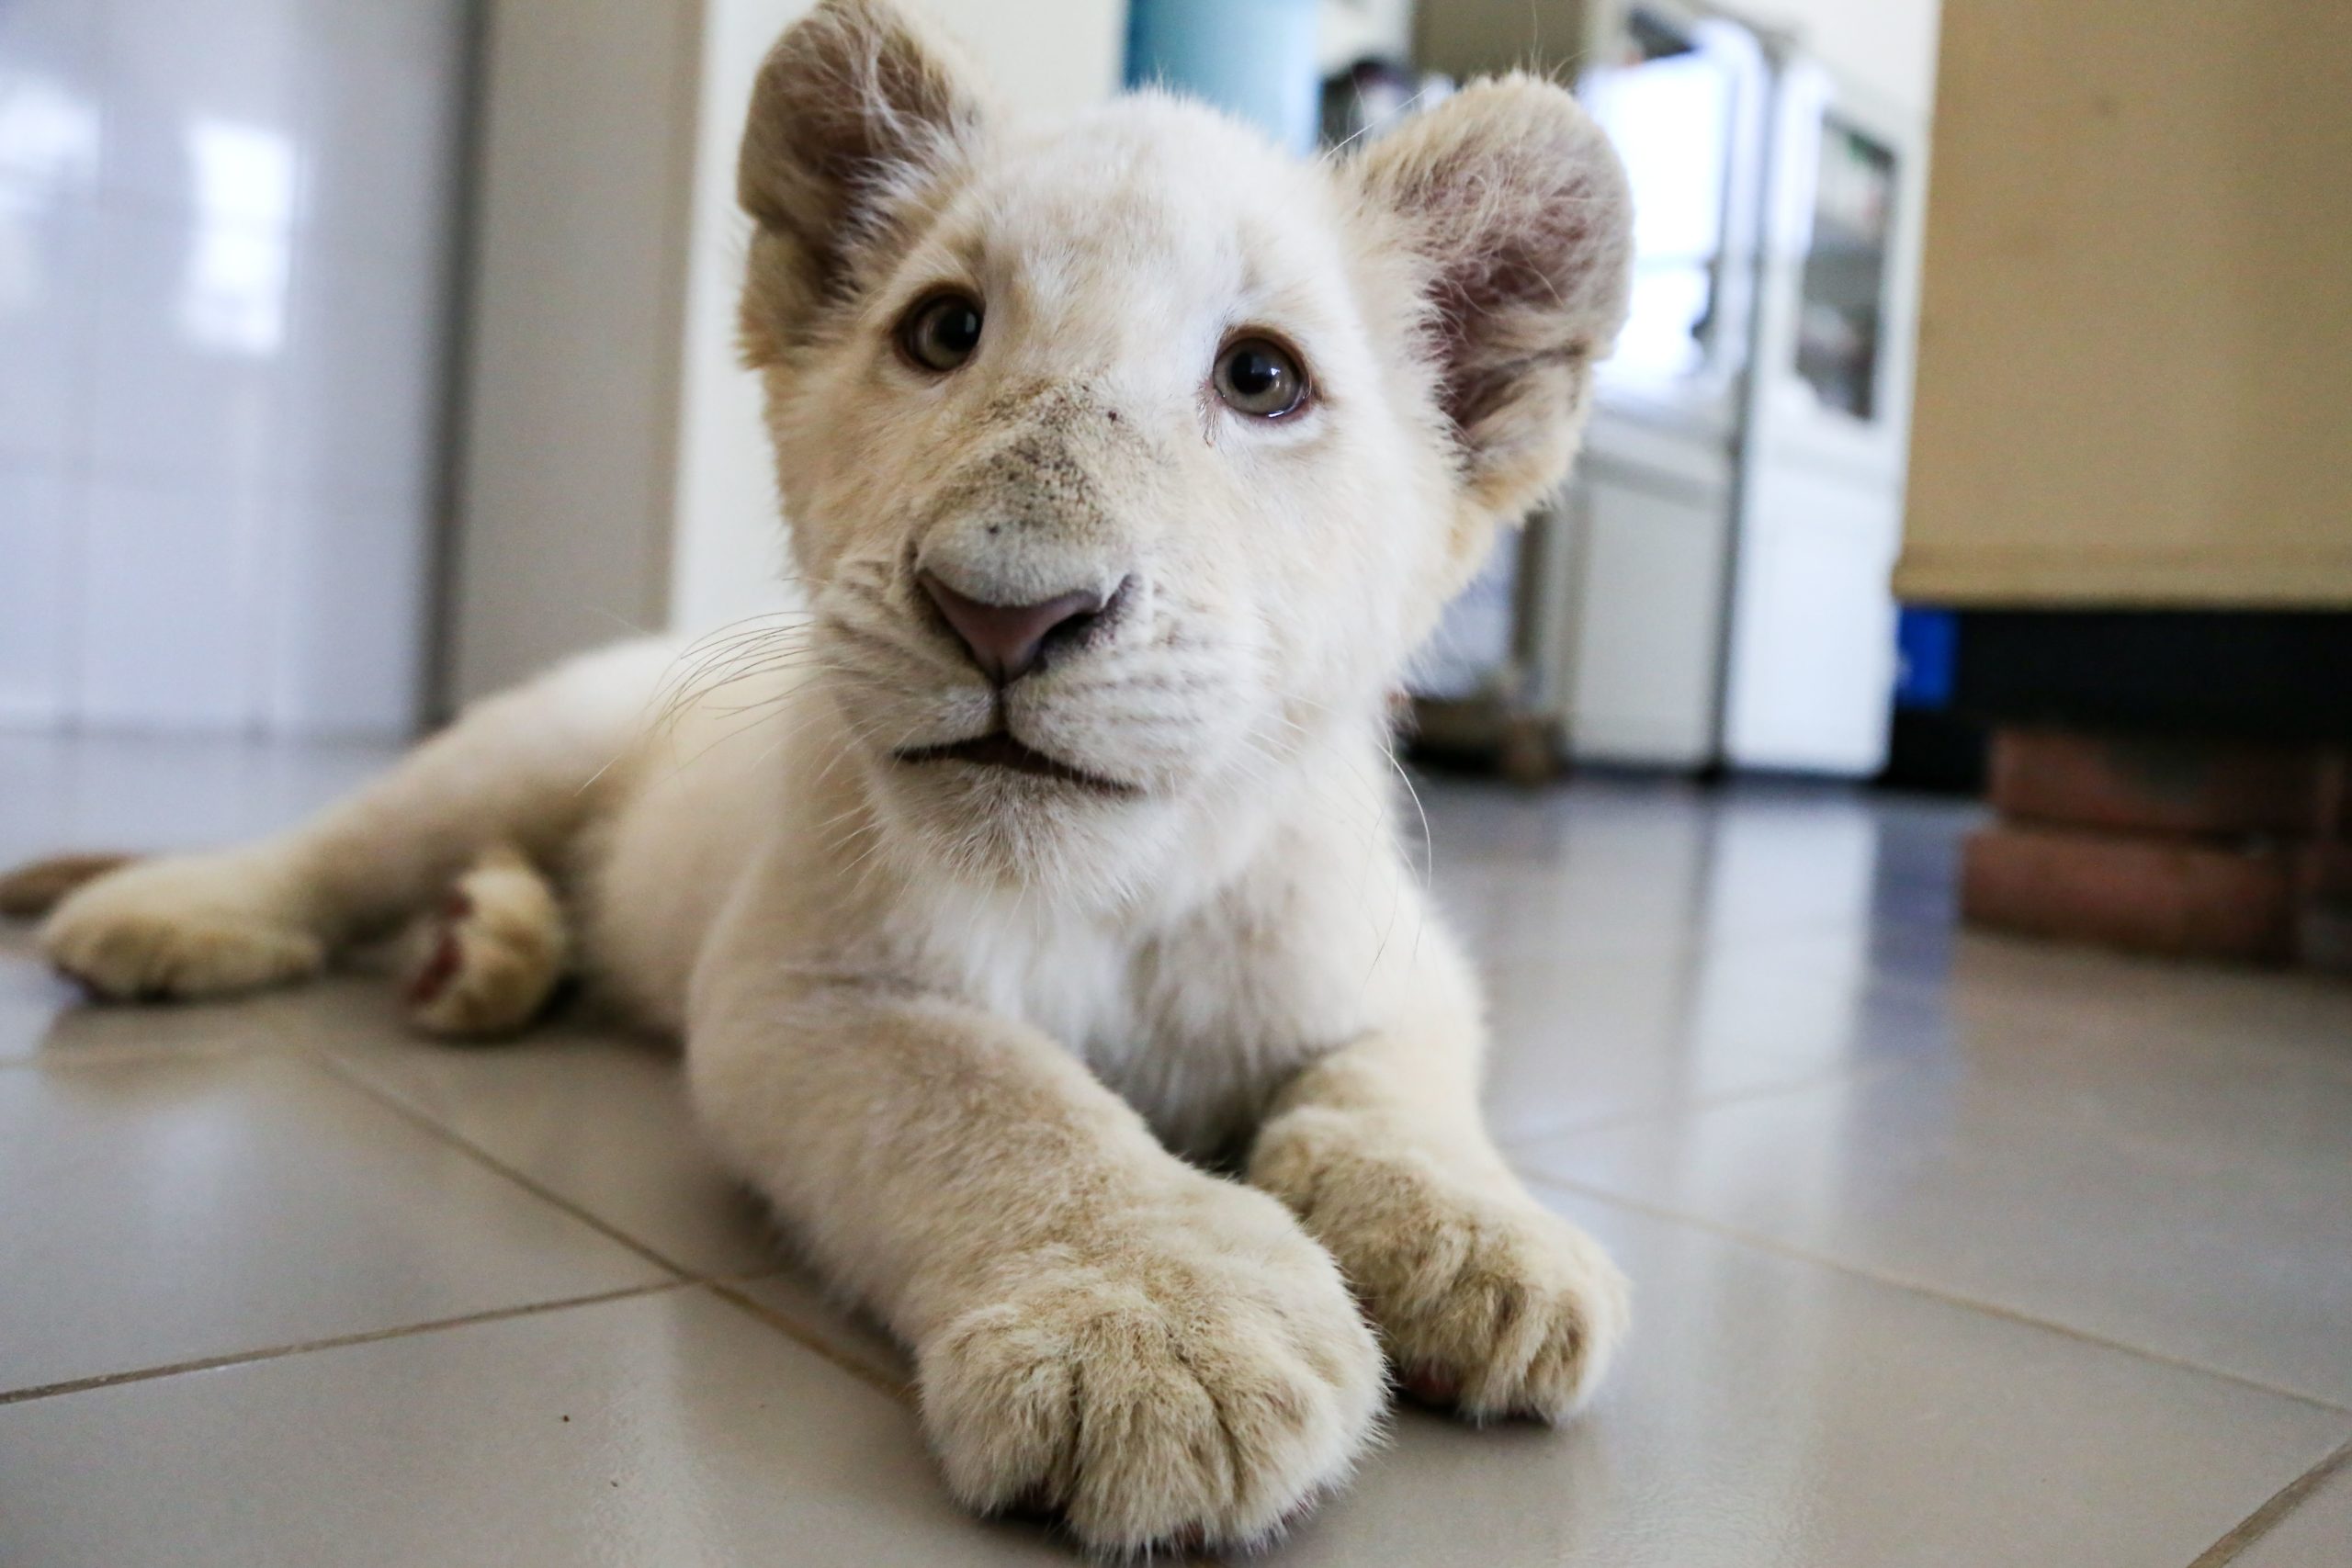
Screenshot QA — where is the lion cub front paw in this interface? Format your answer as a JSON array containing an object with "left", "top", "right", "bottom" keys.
[
  {"left": 1254, "top": 1113, "right": 1629, "bottom": 1423},
  {"left": 40, "top": 854, "right": 322, "bottom": 1001},
  {"left": 916, "top": 1180, "right": 1385, "bottom": 1553}
]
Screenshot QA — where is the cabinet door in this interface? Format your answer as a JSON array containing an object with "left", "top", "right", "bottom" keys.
[
  {"left": 1898, "top": 0, "right": 2352, "bottom": 608},
  {"left": 1566, "top": 470, "right": 1733, "bottom": 769},
  {"left": 1722, "top": 467, "right": 1901, "bottom": 774}
]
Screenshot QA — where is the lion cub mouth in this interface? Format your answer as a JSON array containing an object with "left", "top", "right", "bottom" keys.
[{"left": 893, "top": 731, "right": 1135, "bottom": 795}]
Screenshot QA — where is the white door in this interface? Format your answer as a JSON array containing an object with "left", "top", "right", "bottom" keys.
[{"left": 1721, "top": 61, "right": 1925, "bottom": 775}]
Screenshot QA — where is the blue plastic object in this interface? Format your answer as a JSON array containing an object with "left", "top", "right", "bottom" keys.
[
  {"left": 1894, "top": 607, "right": 1959, "bottom": 711},
  {"left": 1125, "top": 0, "right": 1323, "bottom": 153}
]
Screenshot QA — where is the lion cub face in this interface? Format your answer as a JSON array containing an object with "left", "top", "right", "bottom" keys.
[{"left": 737, "top": 0, "right": 1630, "bottom": 898}]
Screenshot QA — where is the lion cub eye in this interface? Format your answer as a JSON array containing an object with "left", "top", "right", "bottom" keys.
[
  {"left": 1214, "top": 336, "right": 1308, "bottom": 419},
  {"left": 899, "top": 292, "right": 984, "bottom": 372}
]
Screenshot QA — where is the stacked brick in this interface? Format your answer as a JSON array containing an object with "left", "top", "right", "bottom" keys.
[{"left": 1962, "top": 730, "right": 2352, "bottom": 971}]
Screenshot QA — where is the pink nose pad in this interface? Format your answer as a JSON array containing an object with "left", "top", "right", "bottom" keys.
[{"left": 918, "top": 571, "right": 1112, "bottom": 684}]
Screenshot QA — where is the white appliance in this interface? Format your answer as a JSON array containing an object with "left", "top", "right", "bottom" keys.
[
  {"left": 1719, "top": 64, "right": 1922, "bottom": 773},
  {"left": 1557, "top": 9, "right": 1768, "bottom": 770},
  {"left": 1413, "top": 7, "right": 1925, "bottom": 780},
  {"left": 1412, "top": 6, "right": 1768, "bottom": 775}
]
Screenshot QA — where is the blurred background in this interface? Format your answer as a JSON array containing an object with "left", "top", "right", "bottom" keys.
[{"left": 1, "top": 0, "right": 2346, "bottom": 967}]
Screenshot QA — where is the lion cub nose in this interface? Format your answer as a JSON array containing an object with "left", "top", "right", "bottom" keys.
[{"left": 918, "top": 570, "right": 1112, "bottom": 685}]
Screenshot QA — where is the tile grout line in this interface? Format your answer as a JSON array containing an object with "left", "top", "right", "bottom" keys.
[
  {"left": 126, "top": 1031, "right": 932, "bottom": 1399},
  {"left": 2187, "top": 1435, "right": 2352, "bottom": 1567},
  {"left": 0, "top": 1279, "right": 694, "bottom": 1408},
  {"left": 702, "top": 1279, "right": 913, "bottom": 1404},
  {"left": 307, "top": 1049, "right": 703, "bottom": 1280},
  {"left": 307, "top": 1050, "right": 925, "bottom": 1387},
  {"left": 705, "top": 1275, "right": 1224, "bottom": 1568},
  {"left": 1523, "top": 1170, "right": 2352, "bottom": 1419}
]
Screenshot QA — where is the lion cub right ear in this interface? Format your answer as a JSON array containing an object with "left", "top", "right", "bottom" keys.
[
  {"left": 738, "top": 0, "right": 991, "bottom": 361},
  {"left": 1346, "top": 76, "right": 1634, "bottom": 535}
]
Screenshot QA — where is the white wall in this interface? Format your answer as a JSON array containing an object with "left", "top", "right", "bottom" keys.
[
  {"left": 0, "top": 0, "right": 466, "bottom": 737},
  {"left": 665, "top": 0, "right": 1128, "bottom": 634},
  {"left": 1725, "top": 0, "right": 1941, "bottom": 115},
  {"left": 447, "top": 0, "right": 703, "bottom": 705},
  {"left": 665, "top": 0, "right": 809, "bottom": 637}
]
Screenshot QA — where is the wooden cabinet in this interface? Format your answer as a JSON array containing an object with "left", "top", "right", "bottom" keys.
[{"left": 1895, "top": 0, "right": 2352, "bottom": 609}]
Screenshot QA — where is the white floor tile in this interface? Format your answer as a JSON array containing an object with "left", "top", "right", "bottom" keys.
[
  {"left": 325, "top": 1021, "right": 782, "bottom": 1280},
  {"left": 0, "top": 1285, "right": 1069, "bottom": 1568},
  {"left": 1513, "top": 1021, "right": 2352, "bottom": 1405},
  {"left": 1277, "top": 1191, "right": 2351, "bottom": 1568},
  {"left": 0, "top": 1052, "right": 669, "bottom": 1393}
]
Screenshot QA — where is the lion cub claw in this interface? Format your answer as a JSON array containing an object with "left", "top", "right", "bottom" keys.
[
  {"left": 1253, "top": 1111, "right": 1630, "bottom": 1424},
  {"left": 916, "top": 1180, "right": 1385, "bottom": 1554}
]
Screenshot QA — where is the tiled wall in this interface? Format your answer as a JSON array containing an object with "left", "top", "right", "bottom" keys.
[{"left": 0, "top": 0, "right": 467, "bottom": 738}]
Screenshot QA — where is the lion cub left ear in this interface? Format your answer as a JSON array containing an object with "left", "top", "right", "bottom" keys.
[
  {"left": 738, "top": 0, "right": 991, "bottom": 360},
  {"left": 1348, "top": 76, "right": 1634, "bottom": 526}
]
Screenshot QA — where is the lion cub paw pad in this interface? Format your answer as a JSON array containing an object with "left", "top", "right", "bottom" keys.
[{"left": 403, "top": 852, "right": 568, "bottom": 1039}]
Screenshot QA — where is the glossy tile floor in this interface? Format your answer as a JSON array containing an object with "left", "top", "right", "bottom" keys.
[{"left": 3, "top": 732, "right": 2349, "bottom": 1566}]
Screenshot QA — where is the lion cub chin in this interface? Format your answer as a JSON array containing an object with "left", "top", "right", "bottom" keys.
[{"left": 10, "top": 0, "right": 1636, "bottom": 1551}]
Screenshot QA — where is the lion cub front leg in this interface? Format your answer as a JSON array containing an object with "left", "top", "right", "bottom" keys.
[
  {"left": 39, "top": 847, "right": 328, "bottom": 1000},
  {"left": 1250, "top": 989, "right": 1629, "bottom": 1424},
  {"left": 686, "top": 978, "right": 1385, "bottom": 1553}
]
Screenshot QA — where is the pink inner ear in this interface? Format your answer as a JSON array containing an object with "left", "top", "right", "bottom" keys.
[
  {"left": 1430, "top": 234, "right": 1600, "bottom": 432},
  {"left": 1350, "top": 77, "right": 1632, "bottom": 520},
  {"left": 1404, "top": 149, "right": 1626, "bottom": 432}
]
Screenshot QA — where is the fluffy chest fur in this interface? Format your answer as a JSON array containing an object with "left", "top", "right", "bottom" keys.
[
  {"left": 608, "top": 678, "right": 1426, "bottom": 1155},
  {"left": 899, "top": 817, "right": 1419, "bottom": 1155}
]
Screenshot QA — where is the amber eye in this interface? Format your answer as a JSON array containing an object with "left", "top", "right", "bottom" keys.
[
  {"left": 1213, "top": 335, "right": 1307, "bottom": 418},
  {"left": 899, "top": 291, "right": 984, "bottom": 372}
]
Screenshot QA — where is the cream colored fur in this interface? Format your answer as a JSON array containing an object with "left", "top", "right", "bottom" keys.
[{"left": 25, "top": 0, "right": 1635, "bottom": 1551}]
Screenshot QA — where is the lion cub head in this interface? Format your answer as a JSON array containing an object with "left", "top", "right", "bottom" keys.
[{"left": 739, "top": 0, "right": 1629, "bottom": 900}]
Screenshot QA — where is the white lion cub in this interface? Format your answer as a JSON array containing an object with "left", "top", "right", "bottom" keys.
[{"left": 13, "top": 0, "right": 1634, "bottom": 1550}]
